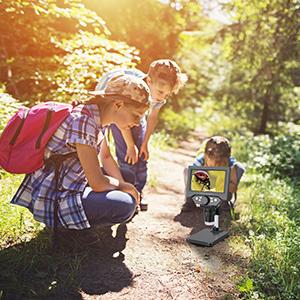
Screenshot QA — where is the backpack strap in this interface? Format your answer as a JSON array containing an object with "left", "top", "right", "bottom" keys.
[
  {"left": 46, "top": 104, "right": 94, "bottom": 246},
  {"left": 9, "top": 108, "right": 29, "bottom": 145},
  {"left": 44, "top": 152, "right": 77, "bottom": 246},
  {"left": 35, "top": 109, "right": 53, "bottom": 149}
]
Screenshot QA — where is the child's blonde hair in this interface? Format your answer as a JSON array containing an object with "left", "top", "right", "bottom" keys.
[
  {"left": 204, "top": 136, "right": 231, "bottom": 164},
  {"left": 147, "top": 59, "right": 187, "bottom": 94}
]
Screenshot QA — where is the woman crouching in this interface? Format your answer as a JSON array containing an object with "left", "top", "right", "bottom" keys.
[{"left": 11, "top": 75, "right": 150, "bottom": 232}]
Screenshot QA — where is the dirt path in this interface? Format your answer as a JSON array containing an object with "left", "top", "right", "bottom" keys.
[{"left": 80, "top": 130, "right": 246, "bottom": 300}]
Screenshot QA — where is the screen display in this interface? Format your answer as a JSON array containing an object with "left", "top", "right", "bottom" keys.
[{"left": 190, "top": 169, "right": 226, "bottom": 193}]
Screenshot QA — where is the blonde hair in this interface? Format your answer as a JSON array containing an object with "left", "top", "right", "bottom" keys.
[{"left": 147, "top": 59, "right": 187, "bottom": 94}]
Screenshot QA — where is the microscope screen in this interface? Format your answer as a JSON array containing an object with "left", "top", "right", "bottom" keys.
[{"left": 190, "top": 169, "right": 226, "bottom": 193}]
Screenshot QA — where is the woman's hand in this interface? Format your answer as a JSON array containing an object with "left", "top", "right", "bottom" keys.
[
  {"left": 76, "top": 143, "right": 140, "bottom": 203},
  {"left": 119, "top": 181, "right": 140, "bottom": 204},
  {"left": 125, "top": 145, "right": 139, "bottom": 165},
  {"left": 139, "top": 142, "right": 149, "bottom": 161}
]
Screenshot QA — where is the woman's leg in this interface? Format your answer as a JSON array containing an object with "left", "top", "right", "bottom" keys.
[{"left": 82, "top": 187, "right": 136, "bottom": 226}]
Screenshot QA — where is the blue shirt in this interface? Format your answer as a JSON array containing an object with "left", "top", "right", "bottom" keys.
[
  {"left": 96, "top": 68, "right": 166, "bottom": 110},
  {"left": 11, "top": 104, "right": 103, "bottom": 229}
]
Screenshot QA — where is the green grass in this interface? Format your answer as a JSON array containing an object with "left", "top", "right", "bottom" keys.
[
  {"left": 0, "top": 173, "right": 44, "bottom": 249},
  {"left": 1, "top": 121, "right": 299, "bottom": 299},
  {"left": 236, "top": 173, "right": 300, "bottom": 300},
  {"left": 0, "top": 172, "right": 130, "bottom": 298},
  {"left": 225, "top": 130, "right": 300, "bottom": 300}
]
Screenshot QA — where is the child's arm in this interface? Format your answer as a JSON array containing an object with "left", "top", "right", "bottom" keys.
[
  {"left": 120, "top": 128, "right": 139, "bottom": 165},
  {"left": 100, "top": 133, "right": 124, "bottom": 182},
  {"left": 229, "top": 166, "right": 238, "bottom": 193},
  {"left": 76, "top": 142, "right": 139, "bottom": 203},
  {"left": 139, "top": 107, "right": 160, "bottom": 160}
]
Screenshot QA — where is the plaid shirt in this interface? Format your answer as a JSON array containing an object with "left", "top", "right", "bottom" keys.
[{"left": 11, "top": 104, "right": 103, "bottom": 229}]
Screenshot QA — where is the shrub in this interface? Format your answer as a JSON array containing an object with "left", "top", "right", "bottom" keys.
[
  {"left": 0, "top": 93, "right": 23, "bottom": 132},
  {"left": 239, "top": 174, "right": 300, "bottom": 299},
  {"left": 158, "top": 107, "right": 196, "bottom": 140},
  {"left": 236, "top": 132, "right": 300, "bottom": 180}
]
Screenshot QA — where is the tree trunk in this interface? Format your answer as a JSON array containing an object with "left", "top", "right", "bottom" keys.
[{"left": 259, "top": 96, "right": 269, "bottom": 134}]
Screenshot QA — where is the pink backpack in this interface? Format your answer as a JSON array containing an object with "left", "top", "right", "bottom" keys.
[{"left": 0, "top": 102, "right": 76, "bottom": 174}]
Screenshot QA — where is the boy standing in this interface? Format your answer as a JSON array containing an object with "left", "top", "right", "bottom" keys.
[{"left": 96, "top": 59, "right": 187, "bottom": 211}]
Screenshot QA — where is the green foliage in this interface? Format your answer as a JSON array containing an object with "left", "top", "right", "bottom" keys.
[
  {"left": 1, "top": 2, "right": 299, "bottom": 299},
  {"left": 158, "top": 107, "right": 196, "bottom": 140},
  {"left": 238, "top": 131, "right": 300, "bottom": 180},
  {"left": 46, "top": 32, "right": 138, "bottom": 102},
  {"left": 217, "top": 0, "right": 300, "bottom": 133},
  {"left": 175, "top": 0, "right": 300, "bottom": 135},
  {"left": 83, "top": 0, "right": 188, "bottom": 71},
  {"left": 0, "top": 0, "right": 139, "bottom": 104},
  {"left": 234, "top": 127, "right": 300, "bottom": 299},
  {"left": 193, "top": 99, "right": 251, "bottom": 138},
  {"left": 238, "top": 173, "right": 300, "bottom": 299},
  {"left": 174, "top": 7, "right": 220, "bottom": 112},
  {"left": 230, "top": 133, "right": 255, "bottom": 163},
  {"left": 238, "top": 277, "right": 254, "bottom": 294},
  {"left": 150, "top": 131, "right": 171, "bottom": 151},
  {"left": 0, "top": 93, "right": 23, "bottom": 132}
]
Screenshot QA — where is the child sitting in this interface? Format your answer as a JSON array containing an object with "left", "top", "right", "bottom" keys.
[{"left": 182, "top": 136, "right": 244, "bottom": 212}]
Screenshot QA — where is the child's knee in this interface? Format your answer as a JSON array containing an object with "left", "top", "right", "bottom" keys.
[
  {"left": 121, "top": 200, "right": 136, "bottom": 223},
  {"left": 112, "top": 193, "right": 136, "bottom": 223}
]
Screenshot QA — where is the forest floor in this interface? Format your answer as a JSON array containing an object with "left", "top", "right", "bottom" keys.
[{"left": 75, "top": 129, "right": 249, "bottom": 300}]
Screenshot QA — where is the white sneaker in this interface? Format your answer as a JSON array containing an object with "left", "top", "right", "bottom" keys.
[{"left": 139, "top": 197, "right": 148, "bottom": 211}]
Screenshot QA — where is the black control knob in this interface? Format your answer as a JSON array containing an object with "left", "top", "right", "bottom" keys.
[{"left": 200, "top": 196, "right": 210, "bottom": 206}]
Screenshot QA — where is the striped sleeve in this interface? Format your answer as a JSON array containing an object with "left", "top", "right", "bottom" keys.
[{"left": 193, "top": 153, "right": 204, "bottom": 166}]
